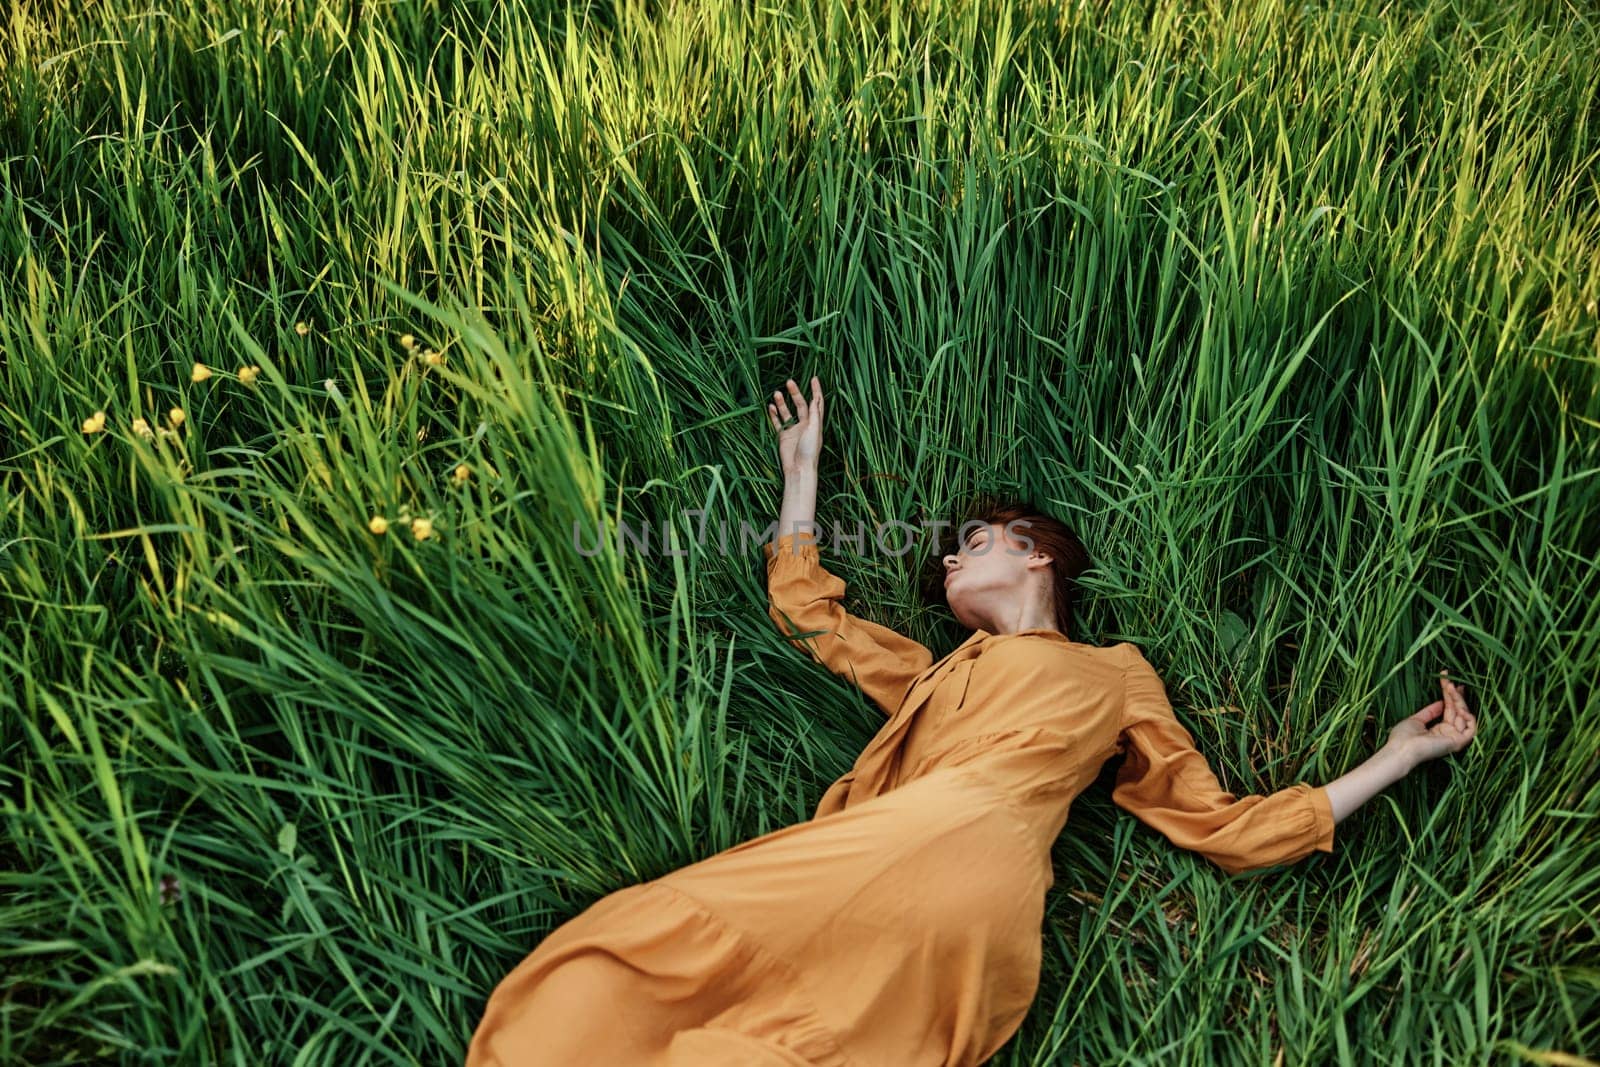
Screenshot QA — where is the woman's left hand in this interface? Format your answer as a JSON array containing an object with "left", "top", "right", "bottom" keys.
[{"left": 1386, "top": 670, "right": 1478, "bottom": 771}]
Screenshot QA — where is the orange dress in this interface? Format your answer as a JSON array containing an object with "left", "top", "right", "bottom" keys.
[{"left": 465, "top": 532, "right": 1336, "bottom": 1066}]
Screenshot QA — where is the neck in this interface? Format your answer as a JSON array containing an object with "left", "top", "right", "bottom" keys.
[{"left": 970, "top": 603, "right": 1060, "bottom": 636}]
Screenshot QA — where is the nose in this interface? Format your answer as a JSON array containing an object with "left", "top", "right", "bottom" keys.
[{"left": 943, "top": 553, "right": 959, "bottom": 573}]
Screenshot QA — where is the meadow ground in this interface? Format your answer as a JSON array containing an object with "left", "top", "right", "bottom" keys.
[{"left": 1, "top": 0, "right": 1597, "bottom": 1063}]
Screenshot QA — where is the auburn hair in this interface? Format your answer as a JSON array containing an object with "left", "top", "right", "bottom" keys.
[{"left": 924, "top": 493, "right": 1094, "bottom": 640}]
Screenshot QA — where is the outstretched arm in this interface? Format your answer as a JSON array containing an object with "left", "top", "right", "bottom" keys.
[
  {"left": 1112, "top": 649, "right": 1478, "bottom": 875},
  {"left": 1111, "top": 644, "right": 1334, "bottom": 875}
]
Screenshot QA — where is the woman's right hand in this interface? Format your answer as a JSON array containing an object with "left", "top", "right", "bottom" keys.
[{"left": 766, "top": 376, "right": 824, "bottom": 475}]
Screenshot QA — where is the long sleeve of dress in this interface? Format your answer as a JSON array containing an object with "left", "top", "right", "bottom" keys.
[
  {"left": 764, "top": 531, "right": 935, "bottom": 718},
  {"left": 1110, "top": 647, "right": 1336, "bottom": 875}
]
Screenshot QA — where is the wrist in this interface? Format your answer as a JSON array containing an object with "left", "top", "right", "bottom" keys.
[{"left": 1378, "top": 741, "right": 1418, "bottom": 778}]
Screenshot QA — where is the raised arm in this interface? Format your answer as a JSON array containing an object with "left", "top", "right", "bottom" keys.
[
  {"left": 765, "top": 531, "right": 935, "bottom": 716},
  {"left": 764, "top": 377, "right": 934, "bottom": 717}
]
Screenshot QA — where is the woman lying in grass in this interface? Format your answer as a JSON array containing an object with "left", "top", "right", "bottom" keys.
[{"left": 466, "top": 376, "right": 1477, "bottom": 1067}]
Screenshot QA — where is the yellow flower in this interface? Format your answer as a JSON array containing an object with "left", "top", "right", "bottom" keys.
[
  {"left": 131, "top": 417, "right": 154, "bottom": 439},
  {"left": 191, "top": 362, "right": 212, "bottom": 383},
  {"left": 424, "top": 350, "right": 444, "bottom": 367},
  {"left": 295, "top": 321, "right": 310, "bottom": 336},
  {"left": 399, "top": 334, "right": 416, "bottom": 351},
  {"left": 368, "top": 515, "right": 389, "bottom": 535},
  {"left": 411, "top": 516, "right": 433, "bottom": 540},
  {"left": 168, "top": 406, "right": 186, "bottom": 427},
  {"left": 453, "top": 463, "right": 470, "bottom": 484},
  {"left": 238, "top": 365, "right": 261, "bottom": 386},
  {"left": 81, "top": 410, "right": 106, "bottom": 433}
]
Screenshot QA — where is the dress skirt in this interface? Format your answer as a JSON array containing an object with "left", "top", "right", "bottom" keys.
[{"left": 466, "top": 767, "right": 1050, "bottom": 1067}]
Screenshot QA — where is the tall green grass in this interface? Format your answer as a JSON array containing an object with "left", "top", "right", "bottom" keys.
[{"left": 2, "top": 0, "right": 1596, "bottom": 1062}]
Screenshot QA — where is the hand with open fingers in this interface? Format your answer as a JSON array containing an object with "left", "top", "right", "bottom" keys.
[
  {"left": 1386, "top": 669, "right": 1479, "bottom": 769},
  {"left": 767, "top": 376, "right": 824, "bottom": 475}
]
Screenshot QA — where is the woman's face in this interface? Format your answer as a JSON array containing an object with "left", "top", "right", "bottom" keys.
[{"left": 941, "top": 521, "right": 1042, "bottom": 622}]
